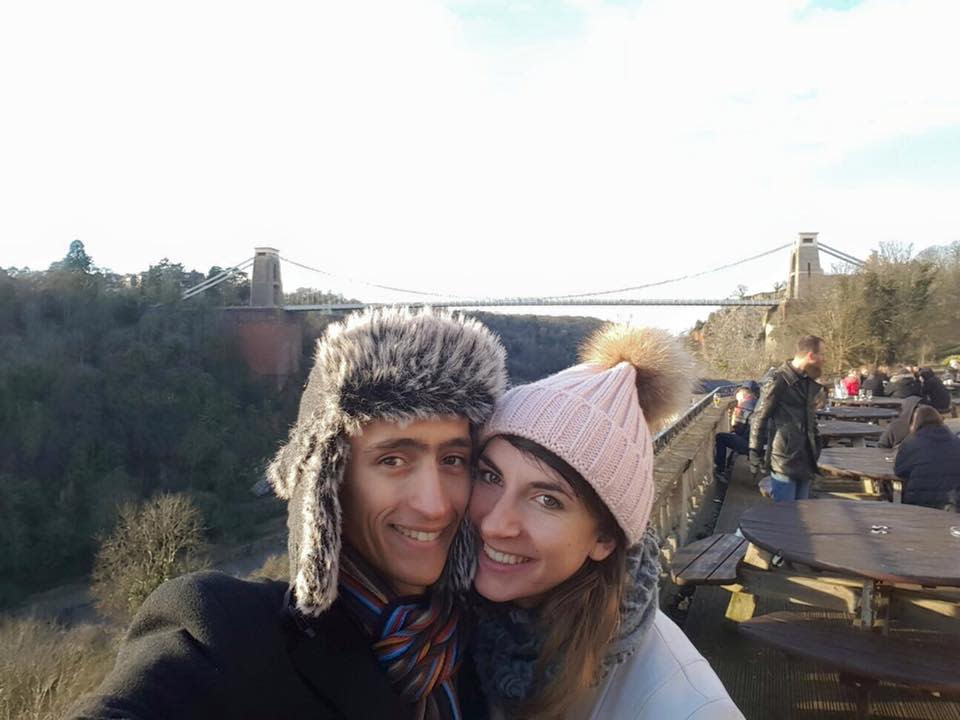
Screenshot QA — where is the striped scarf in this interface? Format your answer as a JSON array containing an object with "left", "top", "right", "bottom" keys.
[{"left": 338, "top": 545, "right": 465, "bottom": 720}]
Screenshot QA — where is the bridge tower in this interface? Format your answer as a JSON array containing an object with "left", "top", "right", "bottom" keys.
[
  {"left": 250, "top": 247, "right": 283, "bottom": 307},
  {"left": 787, "top": 232, "right": 824, "bottom": 300},
  {"left": 223, "top": 247, "right": 301, "bottom": 388}
]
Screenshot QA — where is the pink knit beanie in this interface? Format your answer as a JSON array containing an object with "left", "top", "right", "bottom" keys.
[{"left": 480, "top": 325, "right": 692, "bottom": 545}]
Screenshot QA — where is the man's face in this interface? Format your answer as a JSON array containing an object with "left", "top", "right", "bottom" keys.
[
  {"left": 340, "top": 416, "right": 472, "bottom": 597},
  {"left": 805, "top": 342, "right": 826, "bottom": 379}
]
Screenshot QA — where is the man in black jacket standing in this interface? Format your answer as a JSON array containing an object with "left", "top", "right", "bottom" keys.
[
  {"left": 749, "top": 335, "right": 826, "bottom": 502},
  {"left": 70, "top": 308, "right": 507, "bottom": 720}
]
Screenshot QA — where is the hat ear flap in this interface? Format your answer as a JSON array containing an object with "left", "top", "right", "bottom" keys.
[
  {"left": 285, "top": 430, "right": 350, "bottom": 617},
  {"left": 435, "top": 520, "right": 477, "bottom": 598}
]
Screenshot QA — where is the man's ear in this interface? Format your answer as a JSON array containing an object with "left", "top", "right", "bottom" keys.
[{"left": 588, "top": 534, "right": 617, "bottom": 562}]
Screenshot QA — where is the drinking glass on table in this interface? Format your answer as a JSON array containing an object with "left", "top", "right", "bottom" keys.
[{"left": 865, "top": 389, "right": 873, "bottom": 400}]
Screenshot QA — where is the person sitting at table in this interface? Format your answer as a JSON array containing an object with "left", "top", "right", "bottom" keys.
[
  {"left": 919, "top": 367, "right": 952, "bottom": 412},
  {"left": 877, "top": 395, "right": 921, "bottom": 449},
  {"left": 842, "top": 369, "right": 860, "bottom": 398},
  {"left": 894, "top": 406, "right": 960, "bottom": 511},
  {"left": 860, "top": 366, "right": 887, "bottom": 397},
  {"left": 947, "top": 358, "right": 959, "bottom": 384},
  {"left": 887, "top": 367, "right": 922, "bottom": 399},
  {"left": 714, "top": 382, "right": 759, "bottom": 485}
]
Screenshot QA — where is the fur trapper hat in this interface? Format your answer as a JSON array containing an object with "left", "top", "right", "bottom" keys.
[{"left": 268, "top": 306, "right": 507, "bottom": 616}]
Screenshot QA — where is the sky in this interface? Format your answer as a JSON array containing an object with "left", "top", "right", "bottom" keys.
[{"left": 2, "top": 0, "right": 959, "bottom": 332}]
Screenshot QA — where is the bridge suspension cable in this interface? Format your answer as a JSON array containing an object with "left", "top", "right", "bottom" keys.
[
  {"left": 818, "top": 243, "right": 865, "bottom": 267},
  {"left": 519, "top": 242, "right": 794, "bottom": 300},
  {"left": 282, "top": 242, "right": 795, "bottom": 306},
  {"left": 279, "top": 256, "right": 467, "bottom": 299},
  {"left": 276, "top": 297, "right": 780, "bottom": 312},
  {"left": 181, "top": 258, "right": 255, "bottom": 300}
]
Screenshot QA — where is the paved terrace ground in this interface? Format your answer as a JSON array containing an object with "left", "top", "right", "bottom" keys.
[{"left": 679, "top": 415, "right": 960, "bottom": 719}]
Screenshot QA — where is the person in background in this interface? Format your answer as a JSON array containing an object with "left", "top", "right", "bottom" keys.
[
  {"left": 947, "top": 358, "right": 959, "bottom": 383},
  {"left": 749, "top": 336, "right": 826, "bottom": 502},
  {"left": 842, "top": 369, "right": 860, "bottom": 398},
  {"left": 714, "top": 382, "right": 759, "bottom": 485},
  {"left": 894, "top": 405, "right": 960, "bottom": 511},
  {"left": 919, "top": 367, "right": 953, "bottom": 412},
  {"left": 877, "top": 396, "right": 921, "bottom": 448},
  {"left": 860, "top": 366, "right": 887, "bottom": 397},
  {"left": 887, "top": 367, "right": 922, "bottom": 399}
]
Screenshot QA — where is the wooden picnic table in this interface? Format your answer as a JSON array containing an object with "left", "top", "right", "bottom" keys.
[
  {"left": 739, "top": 499, "right": 960, "bottom": 627},
  {"left": 817, "top": 420, "right": 883, "bottom": 447},
  {"left": 833, "top": 397, "right": 906, "bottom": 410},
  {"left": 817, "top": 446, "right": 902, "bottom": 500},
  {"left": 817, "top": 406, "right": 898, "bottom": 423}
]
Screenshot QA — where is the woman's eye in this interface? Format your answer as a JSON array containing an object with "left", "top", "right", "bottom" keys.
[
  {"left": 477, "top": 469, "right": 502, "bottom": 486},
  {"left": 536, "top": 494, "right": 562, "bottom": 510}
]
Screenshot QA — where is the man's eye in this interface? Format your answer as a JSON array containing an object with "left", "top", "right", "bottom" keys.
[
  {"left": 536, "top": 494, "right": 562, "bottom": 510},
  {"left": 478, "top": 469, "right": 502, "bottom": 486},
  {"left": 441, "top": 455, "right": 466, "bottom": 466},
  {"left": 379, "top": 456, "right": 404, "bottom": 467}
]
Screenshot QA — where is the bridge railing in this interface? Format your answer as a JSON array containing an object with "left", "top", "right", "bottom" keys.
[{"left": 653, "top": 384, "right": 738, "bottom": 455}]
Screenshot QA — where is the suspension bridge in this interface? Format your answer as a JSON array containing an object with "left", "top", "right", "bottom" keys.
[
  {"left": 191, "top": 232, "right": 865, "bottom": 381},
  {"left": 182, "top": 231, "right": 865, "bottom": 312}
]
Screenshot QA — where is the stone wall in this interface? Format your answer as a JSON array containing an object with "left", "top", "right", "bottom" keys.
[{"left": 650, "top": 401, "right": 731, "bottom": 605}]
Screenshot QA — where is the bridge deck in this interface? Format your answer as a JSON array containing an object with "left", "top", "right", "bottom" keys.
[{"left": 681, "top": 457, "right": 960, "bottom": 719}]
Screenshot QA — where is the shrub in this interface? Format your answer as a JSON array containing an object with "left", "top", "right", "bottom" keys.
[
  {"left": 246, "top": 553, "right": 289, "bottom": 581},
  {"left": 91, "top": 493, "right": 208, "bottom": 623},
  {"left": 0, "top": 615, "right": 117, "bottom": 720}
]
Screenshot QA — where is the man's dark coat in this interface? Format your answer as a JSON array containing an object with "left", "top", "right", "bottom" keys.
[
  {"left": 69, "top": 571, "right": 486, "bottom": 720},
  {"left": 749, "top": 361, "right": 823, "bottom": 481},
  {"left": 888, "top": 374, "right": 922, "bottom": 399},
  {"left": 921, "top": 374, "right": 953, "bottom": 412}
]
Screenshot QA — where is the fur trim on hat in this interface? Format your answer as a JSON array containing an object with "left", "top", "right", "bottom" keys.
[
  {"left": 580, "top": 325, "right": 693, "bottom": 431},
  {"left": 267, "top": 307, "right": 507, "bottom": 617}
]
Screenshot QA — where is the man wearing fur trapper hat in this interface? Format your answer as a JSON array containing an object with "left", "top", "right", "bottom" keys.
[{"left": 70, "top": 307, "right": 507, "bottom": 720}]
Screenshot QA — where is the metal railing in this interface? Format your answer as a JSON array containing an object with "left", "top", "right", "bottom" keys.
[{"left": 653, "top": 384, "right": 737, "bottom": 455}]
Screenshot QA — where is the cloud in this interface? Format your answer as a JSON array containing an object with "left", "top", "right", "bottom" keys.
[{"left": 1, "top": 0, "right": 958, "bottom": 331}]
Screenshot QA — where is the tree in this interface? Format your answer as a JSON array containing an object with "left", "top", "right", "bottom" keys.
[
  {"left": 694, "top": 305, "right": 773, "bottom": 378},
  {"left": 49, "top": 240, "right": 94, "bottom": 273},
  {"left": 777, "top": 242, "right": 951, "bottom": 371},
  {"left": 64, "top": 239, "right": 93, "bottom": 272},
  {"left": 91, "top": 493, "right": 208, "bottom": 622}
]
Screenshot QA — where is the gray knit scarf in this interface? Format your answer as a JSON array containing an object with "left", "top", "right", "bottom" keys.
[{"left": 471, "top": 528, "right": 662, "bottom": 713}]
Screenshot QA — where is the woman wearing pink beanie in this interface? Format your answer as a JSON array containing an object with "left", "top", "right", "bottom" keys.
[{"left": 469, "top": 324, "right": 743, "bottom": 720}]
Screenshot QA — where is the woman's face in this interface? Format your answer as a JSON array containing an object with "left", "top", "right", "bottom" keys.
[{"left": 469, "top": 437, "right": 615, "bottom": 607}]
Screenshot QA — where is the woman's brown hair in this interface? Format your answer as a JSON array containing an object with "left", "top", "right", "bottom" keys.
[
  {"left": 498, "top": 435, "right": 629, "bottom": 720},
  {"left": 909, "top": 405, "right": 943, "bottom": 435}
]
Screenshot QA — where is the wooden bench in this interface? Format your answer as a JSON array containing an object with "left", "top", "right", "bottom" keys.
[
  {"left": 740, "top": 611, "right": 960, "bottom": 717},
  {"left": 670, "top": 533, "right": 748, "bottom": 586}
]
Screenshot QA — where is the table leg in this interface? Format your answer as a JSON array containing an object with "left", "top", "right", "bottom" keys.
[
  {"left": 840, "top": 673, "right": 876, "bottom": 719},
  {"left": 725, "top": 591, "right": 756, "bottom": 622},
  {"left": 857, "top": 581, "right": 890, "bottom": 634},
  {"left": 891, "top": 480, "right": 902, "bottom": 503},
  {"left": 859, "top": 580, "right": 877, "bottom": 629}
]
